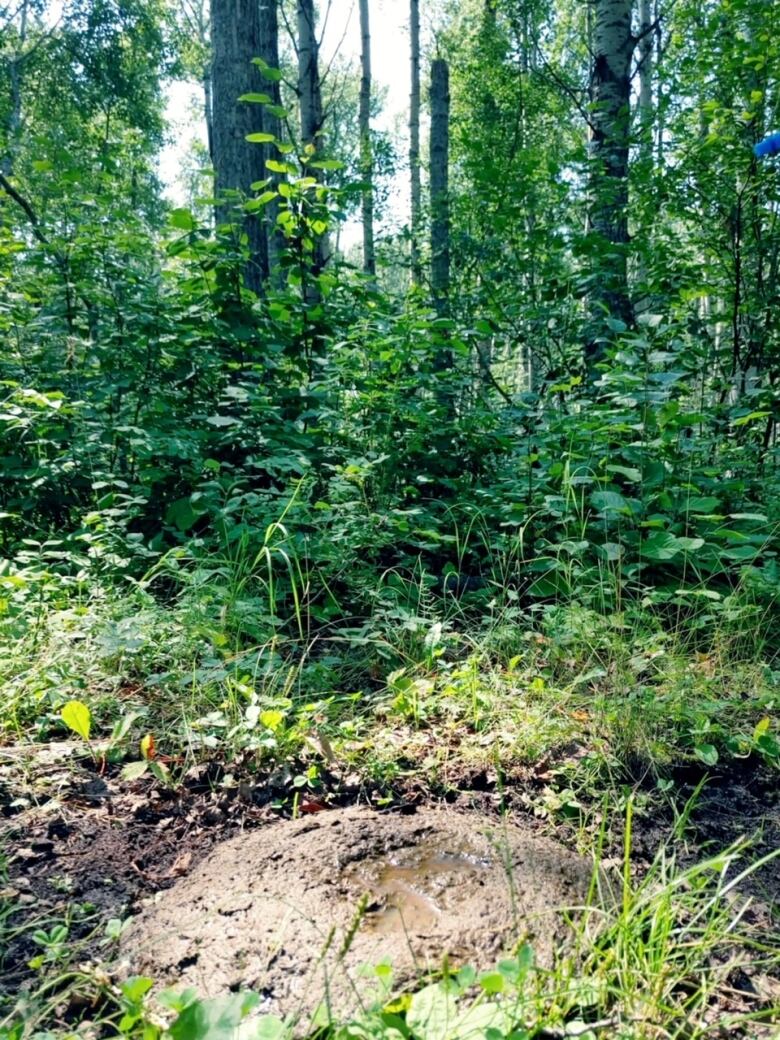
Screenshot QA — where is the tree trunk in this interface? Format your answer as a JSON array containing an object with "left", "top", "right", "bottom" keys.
[
  {"left": 203, "top": 69, "right": 214, "bottom": 163},
  {"left": 586, "top": 0, "right": 634, "bottom": 366},
  {"left": 359, "top": 0, "right": 376, "bottom": 277},
  {"left": 638, "top": 0, "right": 653, "bottom": 157},
  {"left": 297, "top": 0, "right": 323, "bottom": 150},
  {"left": 210, "top": 0, "right": 268, "bottom": 293},
  {"left": 430, "top": 58, "right": 451, "bottom": 318},
  {"left": 297, "top": 0, "right": 328, "bottom": 281},
  {"left": 260, "top": 0, "right": 283, "bottom": 276},
  {"left": 409, "top": 0, "right": 422, "bottom": 284}
]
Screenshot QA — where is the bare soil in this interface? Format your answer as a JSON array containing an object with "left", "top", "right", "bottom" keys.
[
  {"left": 2, "top": 743, "right": 779, "bottom": 1032},
  {"left": 122, "top": 806, "right": 597, "bottom": 1023}
]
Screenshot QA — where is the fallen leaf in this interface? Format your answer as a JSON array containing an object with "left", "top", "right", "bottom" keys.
[
  {"left": 167, "top": 851, "right": 192, "bottom": 877},
  {"left": 300, "top": 799, "right": 328, "bottom": 814}
]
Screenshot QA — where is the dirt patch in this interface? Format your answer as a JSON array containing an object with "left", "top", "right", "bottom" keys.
[{"left": 123, "top": 806, "right": 597, "bottom": 1024}]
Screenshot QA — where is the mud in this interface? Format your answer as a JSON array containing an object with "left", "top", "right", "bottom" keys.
[{"left": 123, "top": 806, "right": 597, "bottom": 1023}]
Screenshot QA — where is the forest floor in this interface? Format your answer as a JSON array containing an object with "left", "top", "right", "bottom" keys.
[
  {"left": 1, "top": 598, "right": 780, "bottom": 1038},
  {"left": 1, "top": 665, "right": 780, "bottom": 1040}
]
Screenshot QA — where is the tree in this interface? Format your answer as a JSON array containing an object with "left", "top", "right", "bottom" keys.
[
  {"left": 297, "top": 0, "right": 323, "bottom": 150},
  {"left": 259, "top": 0, "right": 283, "bottom": 276},
  {"left": 296, "top": 0, "right": 327, "bottom": 278},
  {"left": 210, "top": 0, "right": 267, "bottom": 292},
  {"left": 359, "top": 0, "right": 375, "bottom": 277},
  {"left": 586, "top": 0, "right": 635, "bottom": 366},
  {"left": 409, "top": 0, "right": 422, "bottom": 284},
  {"left": 430, "top": 57, "right": 450, "bottom": 317}
]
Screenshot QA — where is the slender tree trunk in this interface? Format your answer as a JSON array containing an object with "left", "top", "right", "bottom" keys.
[
  {"left": 634, "top": 0, "right": 654, "bottom": 313},
  {"left": 586, "top": 0, "right": 634, "bottom": 366},
  {"left": 638, "top": 0, "right": 653, "bottom": 157},
  {"left": 359, "top": 0, "right": 376, "bottom": 277},
  {"left": 409, "top": 0, "right": 422, "bottom": 284},
  {"left": 297, "top": 0, "right": 328, "bottom": 299},
  {"left": 203, "top": 69, "right": 214, "bottom": 162},
  {"left": 654, "top": 0, "right": 664, "bottom": 169},
  {"left": 297, "top": 0, "right": 323, "bottom": 150},
  {"left": 430, "top": 58, "right": 451, "bottom": 319},
  {"left": 260, "top": 0, "right": 283, "bottom": 276},
  {"left": 210, "top": 0, "right": 268, "bottom": 292},
  {"left": 2, "top": 0, "right": 29, "bottom": 176}
]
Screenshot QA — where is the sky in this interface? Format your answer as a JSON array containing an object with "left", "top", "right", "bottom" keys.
[{"left": 159, "top": 0, "right": 413, "bottom": 243}]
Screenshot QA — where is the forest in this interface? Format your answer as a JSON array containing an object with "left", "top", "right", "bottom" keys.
[{"left": 1, "top": 0, "right": 779, "bottom": 1037}]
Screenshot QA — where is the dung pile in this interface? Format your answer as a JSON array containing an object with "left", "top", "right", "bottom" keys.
[{"left": 123, "top": 806, "right": 596, "bottom": 1022}]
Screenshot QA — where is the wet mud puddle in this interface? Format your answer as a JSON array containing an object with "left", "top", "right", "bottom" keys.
[{"left": 347, "top": 842, "right": 493, "bottom": 934}]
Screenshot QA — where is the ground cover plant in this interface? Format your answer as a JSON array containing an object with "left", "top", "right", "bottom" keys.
[{"left": 1, "top": 0, "right": 780, "bottom": 1036}]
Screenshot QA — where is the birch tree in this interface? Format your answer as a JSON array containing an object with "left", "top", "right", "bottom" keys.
[
  {"left": 297, "top": 0, "right": 323, "bottom": 151},
  {"left": 587, "top": 0, "right": 635, "bottom": 365}
]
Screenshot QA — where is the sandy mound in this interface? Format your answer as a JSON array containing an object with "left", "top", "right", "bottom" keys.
[{"left": 123, "top": 806, "right": 596, "bottom": 1023}]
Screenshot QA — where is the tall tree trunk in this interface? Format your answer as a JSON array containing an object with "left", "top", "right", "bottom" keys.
[
  {"left": 638, "top": 0, "right": 653, "bottom": 157},
  {"left": 297, "top": 0, "right": 328, "bottom": 280},
  {"left": 587, "top": 0, "right": 635, "bottom": 367},
  {"left": 634, "top": 0, "right": 654, "bottom": 313},
  {"left": 2, "top": 0, "right": 29, "bottom": 176},
  {"left": 203, "top": 69, "right": 214, "bottom": 163},
  {"left": 297, "top": 0, "right": 323, "bottom": 150},
  {"left": 359, "top": 0, "right": 376, "bottom": 277},
  {"left": 409, "top": 0, "right": 422, "bottom": 284},
  {"left": 430, "top": 58, "right": 451, "bottom": 318},
  {"left": 210, "top": 0, "right": 268, "bottom": 293},
  {"left": 260, "top": 0, "right": 283, "bottom": 276}
]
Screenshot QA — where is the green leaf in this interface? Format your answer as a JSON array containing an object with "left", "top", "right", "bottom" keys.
[
  {"left": 61, "top": 700, "right": 91, "bottom": 741},
  {"left": 166, "top": 497, "right": 199, "bottom": 533},
  {"left": 605, "top": 465, "right": 642, "bottom": 482},
  {"left": 732, "top": 410, "right": 770, "bottom": 426},
  {"left": 122, "top": 760, "right": 149, "bottom": 781},
  {"left": 249, "top": 1016, "right": 288, "bottom": 1040},
  {"left": 695, "top": 743, "right": 719, "bottom": 766},
  {"left": 720, "top": 545, "right": 760, "bottom": 561},
  {"left": 260, "top": 710, "right": 284, "bottom": 731},
  {"left": 170, "top": 993, "right": 259, "bottom": 1040},
  {"left": 642, "top": 533, "right": 703, "bottom": 561},
  {"left": 687, "top": 496, "right": 720, "bottom": 513},
  {"left": 170, "top": 208, "right": 195, "bottom": 231},
  {"left": 478, "top": 971, "right": 506, "bottom": 994},
  {"left": 121, "top": 976, "right": 154, "bottom": 1003},
  {"left": 149, "top": 760, "right": 172, "bottom": 785},
  {"left": 307, "top": 159, "right": 345, "bottom": 171},
  {"left": 246, "top": 132, "right": 276, "bottom": 144},
  {"left": 406, "top": 983, "right": 456, "bottom": 1040},
  {"left": 238, "top": 93, "right": 272, "bottom": 104},
  {"left": 675, "top": 537, "right": 705, "bottom": 552},
  {"left": 206, "top": 414, "right": 239, "bottom": 427},
  {"left": 591, "top": 490, "right": 628, "bottom": 512},
  {"left": 753, "top": 717, "right": 771, "bottom": 742},
  {"left": 266, "top": 159, "right": 298, "bottom": 175}
]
